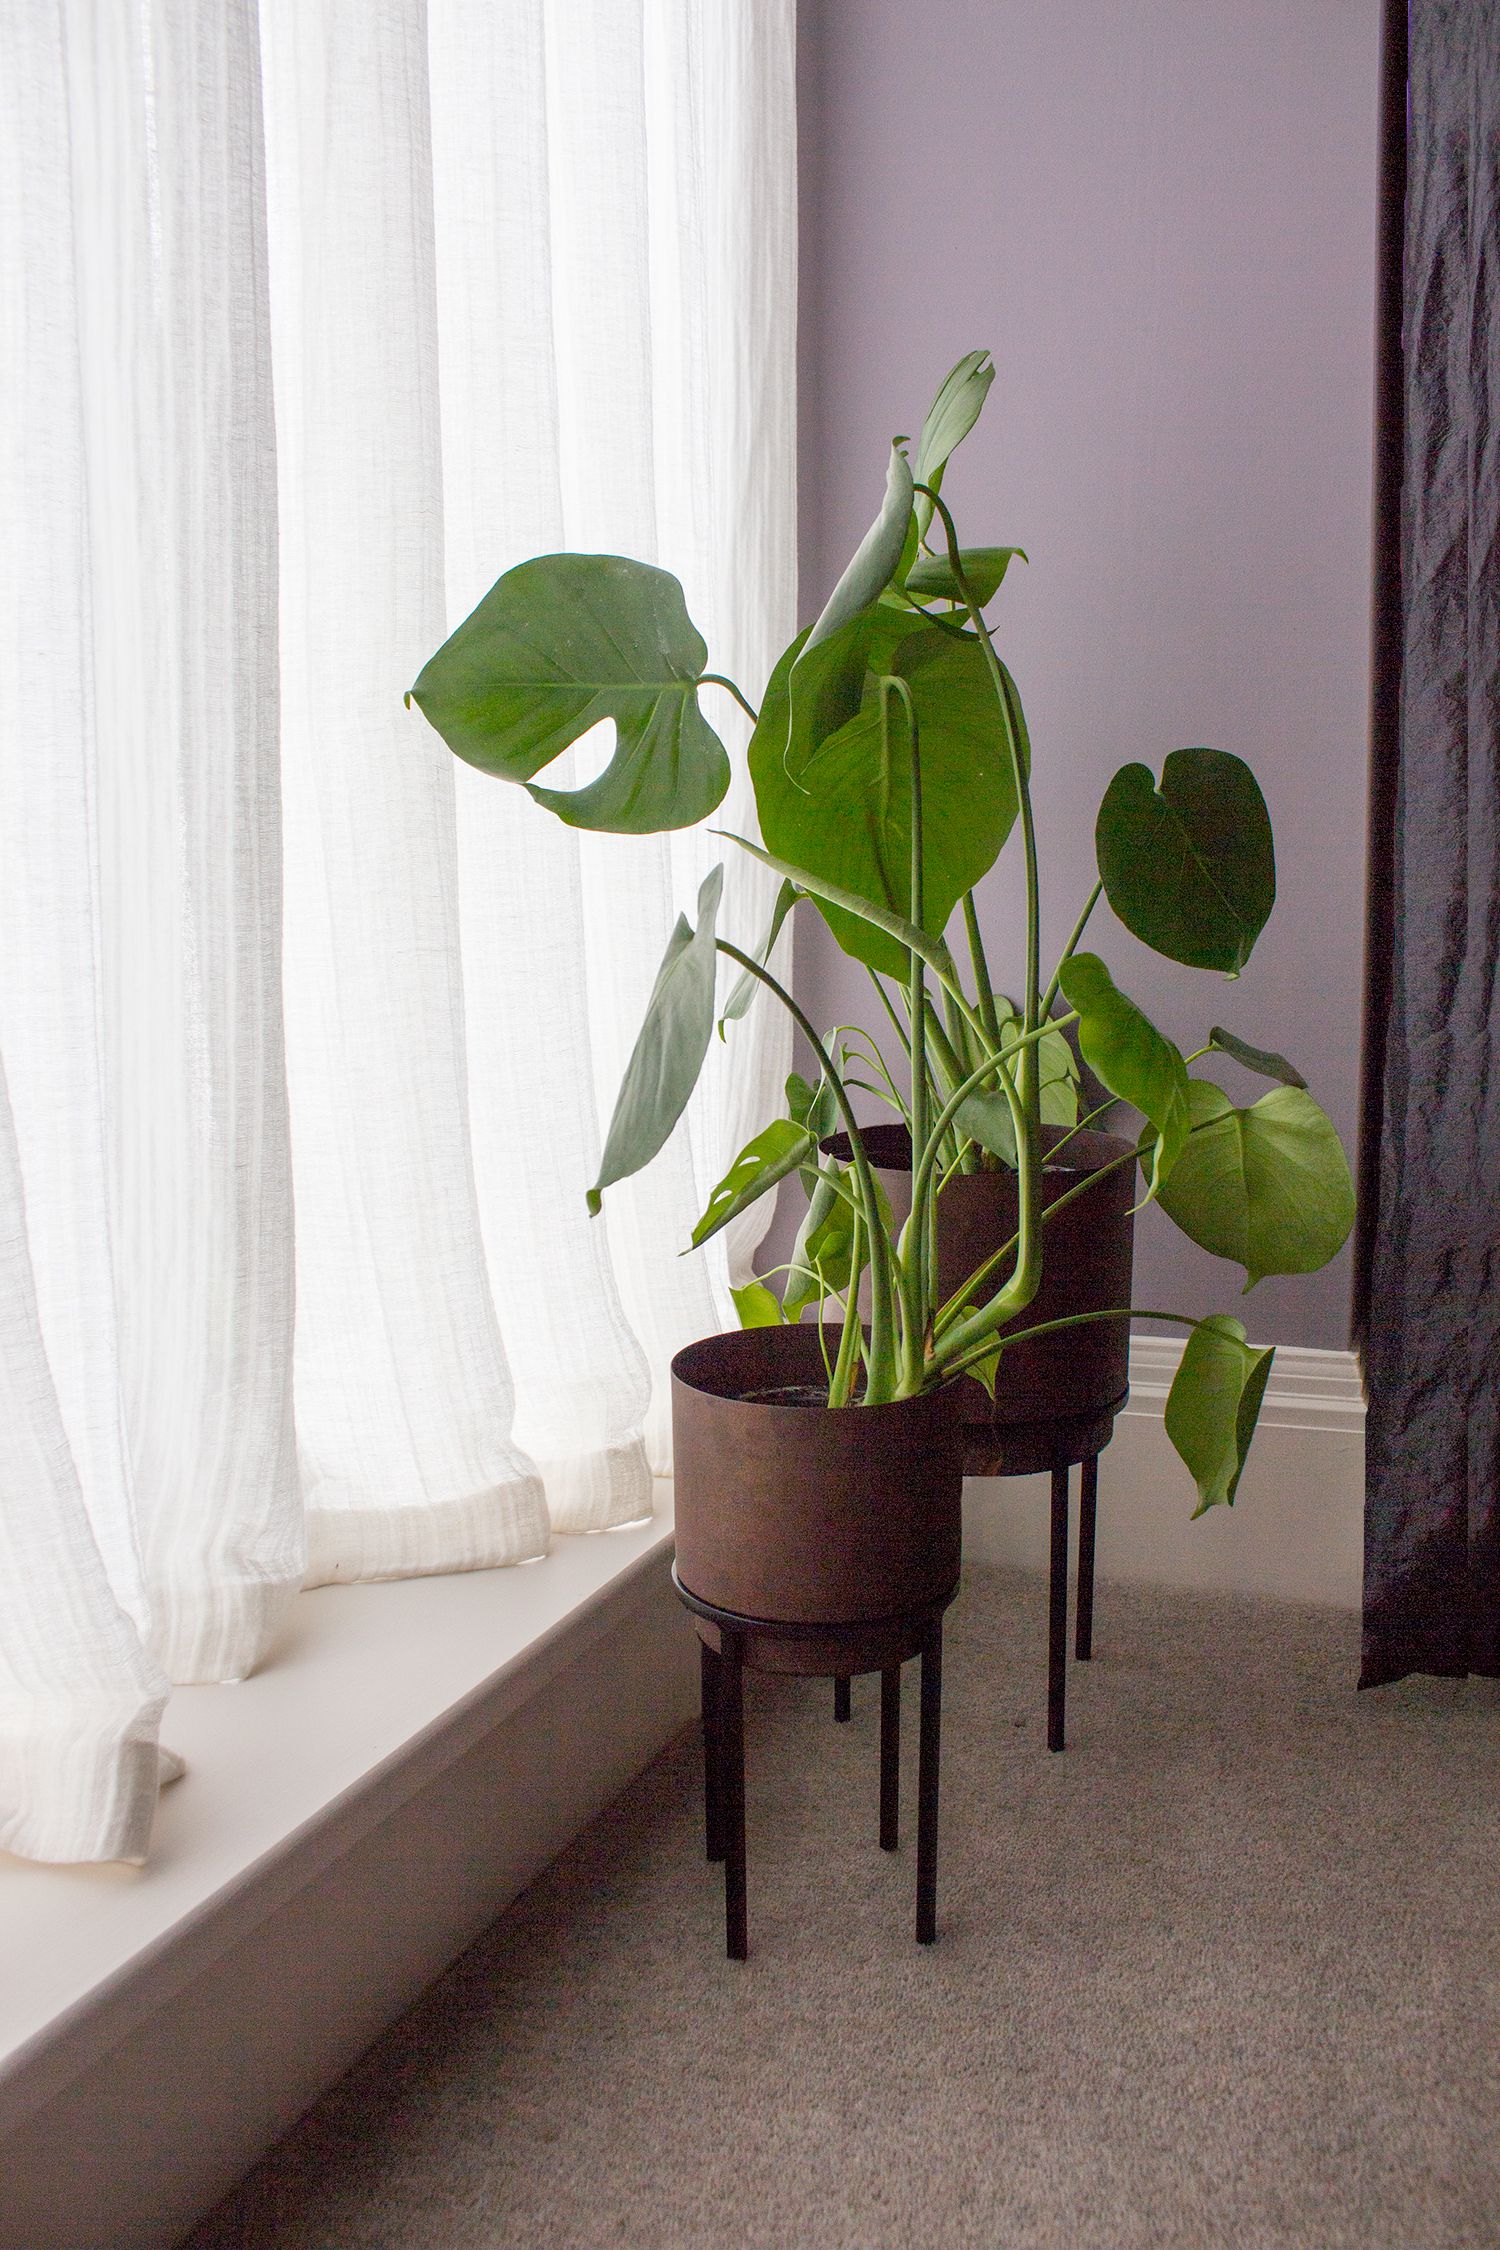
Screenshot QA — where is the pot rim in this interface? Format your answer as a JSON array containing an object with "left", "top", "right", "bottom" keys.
[{"left": 670, "top": 1327, "right": 963, "bottom": 1415}]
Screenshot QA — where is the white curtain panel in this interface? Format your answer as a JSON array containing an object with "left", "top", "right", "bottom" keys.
[{"left": 0, "top": 0, "right": 795, "bottom": 1862}]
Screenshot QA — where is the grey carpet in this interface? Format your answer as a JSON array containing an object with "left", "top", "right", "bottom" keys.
[{"left": 184, "top": 1567, "right": 1500, "bottom": 2250}]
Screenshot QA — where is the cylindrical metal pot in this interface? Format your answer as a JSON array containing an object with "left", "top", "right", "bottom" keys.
[
  {"left": 824, "top": 1120, "right": 1136, "bottom": 1470},
  {"left": 671, "top": 1324, "right": 964, "bottom": 1625}
]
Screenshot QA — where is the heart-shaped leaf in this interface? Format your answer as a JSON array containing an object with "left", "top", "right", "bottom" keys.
[
  {"left": 732, "top": 1281, "right": 786, "bottom": 1329},
  {"left": 913, "top": 351, "right": 995, "bottom": 534},
  {"left": 1152, "top": 1079, "right": 1355, "bottom": 1287},
  {"left": 409, "top": 554, "right": 728, "bottom": 834},
  {"left": 1164, "top": 1315, "right": 1275, "bottom": 1514},
  {"left": 1096, "top": 748, "right": 1275, "bottom": 973},
  {"left": 786, "top": 1069, "right": 839, "bottom": 1142},
  {"left": 905, "top": 547, "right": 1025, "bottom": 608},
  {"left": 781, "top": 1163, "right": 878, "bottom": 1320},
  {"left": 753, "top": 626, "right": 1025, "bottom": 978},
  {"left": 1207, "top": 1026, "right": 1307, "bottom": 1089},
  {"left": 690, "top": 1117, "right": 816, "bottom": 1249},
  {"left": 588, "top": 864, "right": 723, "bottom": 1213},
  {"left": 1056, "top": 953, "right": 1190, "bottom": 1195}
]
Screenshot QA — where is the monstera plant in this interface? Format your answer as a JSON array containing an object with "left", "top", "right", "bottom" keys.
[{"left": 410, "top": 351, "right": 1354, "bottom": 1517}]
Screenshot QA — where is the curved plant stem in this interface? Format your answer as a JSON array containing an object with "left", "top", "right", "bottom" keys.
[
  {"left": 700, "top": 673, "right": 760, "bottom": 726},
  {"left": 1040, "top": 878, "right": 1103, "bottom": 1019},
  {"left": 716, "top": 938, "right": 899, "bottom": 1401}
]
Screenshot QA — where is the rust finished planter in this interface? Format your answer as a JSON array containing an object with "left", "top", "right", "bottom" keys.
[
  {"left": 670, "top": 1322, "right": 964, "bottom": 1626},
  {"left": 670, "top": 1323, "right": 965, "bottom": 1956},
  {"left": 825, "top": 1121, "right": 1136, "bottom": 1475}
]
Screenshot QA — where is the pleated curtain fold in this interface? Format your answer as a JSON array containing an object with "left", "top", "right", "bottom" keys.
[{"left": 0, "top": 0, "right": 796, "bottom": 1863}]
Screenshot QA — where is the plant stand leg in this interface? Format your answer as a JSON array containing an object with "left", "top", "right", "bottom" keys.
[
  {"left": 701, "top": 1640, "right": 725, "bottom": 1863},
  {"left": 916, "top": 1622, "right": 942, "bottom": 1943},
  {"left": 1075, "top": 1453, "right": 1099, "bottom": 1662},
  {"left": 879, "top": 1664, "right": 901, "bottom": 1851},
  {"left": 720, "top": 1629, "right": 748, "bottom": 1961},
  {"left": 1048, "top": 1460, "right": 1070, "bottom": 1753},
  {"left": 834, "top": 1675, "right": 852, "bottom": 1722}
]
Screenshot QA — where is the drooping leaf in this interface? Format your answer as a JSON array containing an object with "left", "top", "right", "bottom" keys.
[
  {"left": 1056, "top": 953, "right": 1190, "bottom": 1197},
  {"left": 913, "top": 351, "right": 995, "bottom": 535},
  {"left": 717, "top": 830, "right": 955, "bottom": 984},
  {"left": 1095, "top": 748, "right": 1275, "bottom": 973},
  {"left": 1164, "top": 1315, "right": 1276, "bottom": 1515},
  {"left": 719, "top": 879, "right": 800, "bottom": 1036},
  {"left": 587, "top": 864, "right": 723, "bottom": 1214},
  {"left": 1207, "top": 1026, "right": 1308, "bottom": 1089},
  {"left": 690, "top": 1118, "right": 816, "bottom": 1250},
  {"left": 409, "top": 554, "right": 728, "bottom": 834},
  {"left": 905, "top": 547, "right": 1026, "bottom": 608},
  {"left": 1151, "top": 1079, "right": 1355, "bottom": 1288},
  {"left": 752, "top": 626, "right": 1025, "bottom": 978},
  {"left": 732, "top": 1281, "right": 786, "bottom": 1329}
]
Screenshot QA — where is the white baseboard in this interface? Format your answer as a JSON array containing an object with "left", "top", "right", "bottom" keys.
[{"left": 963, "top": 1339, "right": 1366, "bottom": 1612}]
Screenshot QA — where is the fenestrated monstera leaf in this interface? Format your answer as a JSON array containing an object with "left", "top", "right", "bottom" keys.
[
  {"left": 1096, "top": 748, "right": 1275, "bottom": 973},
  {"left": 1057, "top": 953, "right": 1190, "bottom": 1197},
  {"left": 752, "top": 623, "right": 1026, "bottom": 979},
  {"left": 1164, "top": 1315, "right": 1275, "bottom": 1514},
  {"left": 690, "top": 1118, "right": 816, "bottom": 1251},
  {"left": 588, "top": 865, "right": 723, "bottom": 1213},
  {"left": 408, "top": 554, "right": 729, "bottom": 834},
  {"left": 1152, "top": 1078, "right": 1355, "bottom": 1288}
]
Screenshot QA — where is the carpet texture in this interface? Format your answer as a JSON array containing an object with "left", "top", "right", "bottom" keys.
[{"left": 185, "top": 1568, "right": 1500, "bottom": 2250}]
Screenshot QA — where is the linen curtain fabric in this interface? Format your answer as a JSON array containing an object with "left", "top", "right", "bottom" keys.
[
  {"left": 0, "top": 0, "right": 796, "bottom": 1861},
  {"left": 1360, "top": 0, "right": 1500, "bottom": 1686}
]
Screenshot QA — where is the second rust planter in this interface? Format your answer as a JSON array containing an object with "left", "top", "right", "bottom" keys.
[
  {"left": 824, "top": 1120, "right": 1136, "bottom": 1474},
  {"left": 671, "top": 1323, "right": 964, "bottom": 1629}
]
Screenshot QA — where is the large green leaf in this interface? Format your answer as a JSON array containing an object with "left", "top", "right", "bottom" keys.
[
  {"left": 588, "top": 864, "right": 723, "bottom": 1214},
  {"left": 690, "top": 1118, "right": 815, "bottom": 1250},
  {"left": 409, "top": 554, "right": 728, "bottom": 834},
  {"left": 913, "top": 351, "right": 995, "bottom": 535},
  {"left": 1207, "top": 1026, "right": 1307, "bottom": 1089},
  {"left": 905, "top": 547, "right": 1025, "bottom": 608},
  {"left": 1096, "top": 748, "right": 1275, "bottom": 973},
  {"left": 1056, "top": 953, "right": 1190, "bottom": 1196},
  {"left": 1164, "top": 1315, "right": 1275, "bottom": 1515},
  {"left": 752, "top": 625, "right": 1025, "bottom": 978},
  {"left": 1153, "top": 1079, "right": 1355, "bottom": 1288}
]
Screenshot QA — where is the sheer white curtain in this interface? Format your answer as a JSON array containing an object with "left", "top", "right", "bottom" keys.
[{"left": 0, "top": 0, "right": 796, "bottom": 1864}]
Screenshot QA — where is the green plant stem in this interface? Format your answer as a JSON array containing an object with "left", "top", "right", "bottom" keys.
[
  {"left": 961, "top": 892, "right": 1003, "bottom": 1047},
  {"left": 715, "top": 938, "right": 899, "bottom": 1401},
  {"left": 929, "top": 1142, "right": 1141, "bottom": 1340},
  {"left": 867, "top": 970, "right": 914, "bottom": 1067},
  {"left": 1040, "top": 879, "right": 1103, "bottom": 1019},
  {"left": 700, "top": 673, "right": 760, "bottom": 726},
  {"left": 828, "top": 1203, "right": 865, "bottom": 1406},
  {"left": 943, "top": 1305, "right": 1205, "bottom": 1385},
  {"left": 916, "top": 485, "right": 1043, "bottom": 1348},
  {"left": 881, "top": 674, "right": 929, "bottom": 1387}
]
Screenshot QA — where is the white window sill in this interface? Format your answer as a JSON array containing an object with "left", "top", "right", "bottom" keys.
[{"left": 0, "top": 1487, "right": 680, "bottom": 2157}]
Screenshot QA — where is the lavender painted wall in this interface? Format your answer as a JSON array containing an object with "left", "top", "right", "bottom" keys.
[{"left": 793, "top": 0, "right": 1383, "bottom": 1349}]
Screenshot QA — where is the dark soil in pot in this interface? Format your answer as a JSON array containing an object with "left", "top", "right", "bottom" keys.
[
  {"left": 822, "top": 1120, "right": 1136, "bottom": 1453},
  {"left": 670, "top": 1323, "right": 964, "bottom": 1626}
]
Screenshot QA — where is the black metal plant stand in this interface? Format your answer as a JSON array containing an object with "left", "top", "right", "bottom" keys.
[
  {"left": 965, "top": 1394, "right": 1121, "bottom": 1754},
  {"left": 674, "top": 1567, "right": 957, "bottom": 1960}
]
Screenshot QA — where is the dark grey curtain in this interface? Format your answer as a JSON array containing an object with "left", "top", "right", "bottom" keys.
[{"left": 1359, "top": 0, "right": 1500, "bottom": 1686}]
